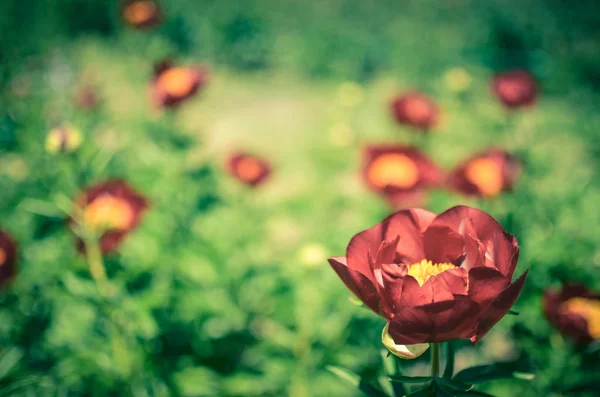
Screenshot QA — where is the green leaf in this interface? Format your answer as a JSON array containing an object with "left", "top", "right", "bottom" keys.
[
  {"left": 435, "top": 378, "right": 473, "bottom": 392},
  {"left": 0, "top": 348, "right": 23, "bottom": 380},
  {"left": 389, "top": 375, "right": 432, "bottom": 384},
  {"left": 507, "top": 310, "right": 520, "bottom": 316},
  {"left": 443, "top": 342, "right": 455, "bottom": 378},
  {"left": 403, "top": 383, "right": 434, "bottom": 396},
  {"left": 435, "top": 380, "right": 494, "bottom": 396},
  {"left": 327, "top": 366, "right": 390, "bottom": 397},
  {"left": 454, "top": 362, "right": 534, "bottom": 384}
]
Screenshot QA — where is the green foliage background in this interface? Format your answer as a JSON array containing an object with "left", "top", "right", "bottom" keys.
[{"left": 1, "top": 0, "right": 599, "bottom": 396}]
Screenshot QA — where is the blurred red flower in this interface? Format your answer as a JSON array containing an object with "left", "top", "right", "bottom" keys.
[
  {"left": 448, "top": 149, "right": 521, "bottom": 197},
  {"left": 72, "top": 180, "right": 148, "bottom": 254},
  {"left": 122, "top": 0, "right": 162, "bottom": 29},
  {"left": 390, "top": 91, "right": 439, "bottom": 131},
  {"left": 226, "top": 153, "right": 271, "bottom": 187},
  {"left": 151, "top": 60, "right": 208, "bottom": 109},
  {"left": 328, "top": 206, "right": 527, "bottom": 344},
  {"left": 491, "top": 70, "right": 538, "bottom": 109},
  {"left": 0, "top": 231, "right": 17, "bottom": 288},
  {"left": 75, "top": 85, "right": 100, "bottom": 110},
  {"left": 363, "top": 145, "right": 441, "bottom": 208},
  {"left": 544, "top": 284, "right": 600, "bottom": 344}
]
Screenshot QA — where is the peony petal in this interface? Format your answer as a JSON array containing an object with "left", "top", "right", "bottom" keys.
[
  {"left": 420, "top": 296, "right": 481, "bottom": 341},
  {"left": 436, "top": 267, "right": 468, "bottom": 295},
  {"left": 376, "top": 236, "right": 401, "bottom": 265},
  {"left": 399, "top": 275, "right": 433, "bottom": 307},
  {"left": 430, "top": 206, "right": 518, "bottom": 276},
  {"left": 468, "top": 267, "right": 510, "bottom": 308},
  {"left": 471, "top": 269, "right": 528, "bottom": 344},
  {"left": 328, "top": 257, "right": 384, "bottom": 316},
  {"left": 388, "top": 296, "right": 480, "bottom": 344},
  {"left": 387, "top": 306, "right": 433, "bottom": 344},
  {"left": 346, "top": 222, "right": 384, "bottom": 281},
  {"left": 382, "top": 323, "right": 429, "bottom": 359},
  {"left": 457, "top": 217, "right": 485, "bottom": 269},
  {"left": 423, "top": 225, "right": 465, "bottom": 264},
  {"left": 384, "top": 208, "right": 436, "bottom": 264}
]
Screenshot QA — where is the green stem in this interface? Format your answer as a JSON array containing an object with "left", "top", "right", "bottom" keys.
[
  {"left": 84, "top": 233, "right": 110, "bottom": 296},
  {"left": 430, "top": 343, "right": 440, "bottom": 378}
]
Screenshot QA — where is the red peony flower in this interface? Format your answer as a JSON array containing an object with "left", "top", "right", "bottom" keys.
[
  {"left": 390, "top": 91, "right": 439, "bottom": 131},
  {"left": 72, "top": 180, "right": 148, "bottom": 254},
  {"left": 544, "top": 284, "right": 600, "bottom": 344},
  {"left": 122, "top": 0, "right": 162, "bottom": 29},
  {"left": 491, "top": 70, "right": 538, "bottom": 109},
  {"left": 363, "top": 145, "right": 442, "bottom": 208},
  {"left": 328, "top": 206, "right": 527, "bottom": 345},
  {"left": 0, "top": 231, "right": 17, "bottom": 288},
  {"left": 226, "top": 152, "right": 271, "bottom": 187},
  {"left": 448, "top": 149, "right": 521, "bottom": 197},
  {"left": 150, "top": 60, "right": 208, "bottom": 109}
]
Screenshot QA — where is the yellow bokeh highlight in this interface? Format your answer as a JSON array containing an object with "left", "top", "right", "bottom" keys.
[
  {"left": 444, "top": 67, "right": 472, "bottom": 93},
  {"left": 336, "top": 82, "right": 364, "bottom": 107}
]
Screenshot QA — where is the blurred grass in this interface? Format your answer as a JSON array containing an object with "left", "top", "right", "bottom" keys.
[{"left": 1, "top": 0, "right": 600, "bottom": 396}]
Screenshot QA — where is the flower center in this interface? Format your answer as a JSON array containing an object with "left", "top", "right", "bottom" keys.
[
  {"left": 0, "top": 248, "right": 6, "bottom": 265},
  {"left": 367, "top": 154, "right": 419, "bottom": 189},
  {"left": 465, "top": 157, "right": 503, "bottom": 197},
  {"left": 157, "top": 68, "right": 196, "bottom": 97},
  {"left": 405, "top": 98, "right": 432, "bottom": 123},
  {"left": 83, "top": 195, "right": 135, "bottom": 231},
  {"left": 236, "top": 157, "right": 263, "bottom": 181},
  {"left": 124, "top": 1, "right": 157, "bottom": 24},
  {"left": 561, "top": 297, "right": 600, "bottom": 340},
  {"left": 407, "top": 259, "right": 455, "bottom": 286}
]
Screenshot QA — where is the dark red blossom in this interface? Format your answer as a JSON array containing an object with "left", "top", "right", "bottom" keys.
[
  {"left": 544, "top": 284, "right": 600, "bottom": 344},
  {"left": 491, "top": 70, "right": 538, "bottom": 109},
  {"left": 448, "top": 149, "right": 521, "bottom": 197},
  {"left": 363, "top": 145, "right": 442, "bottom": 208},
  {"left": 72, "top": 180, "right": 148, "bottom": 254},
  {"left": 226, "top": 153, "right": 271, "bottom": 187},
  {"left": 0, "top": 231, "right": 17, "bottom": 288},
  {"left": 122, "top": 0, "right": 162, "bottom": 29},
  {"left": 390, "top": 91, "right": 439, "bottom": 131},
  {"left": 150, "top": 60, "right": 208, "bottom": 109},
  {"left": 328, "top": 206, "right": 527, "bottom": 345}
]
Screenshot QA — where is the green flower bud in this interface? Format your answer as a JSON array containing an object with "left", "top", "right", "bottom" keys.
[{"left": 382, "top": 323, "right": 429, "bottom": 359}]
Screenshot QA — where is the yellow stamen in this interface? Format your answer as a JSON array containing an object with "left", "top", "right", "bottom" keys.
[
  {"left": 157, "top": 67, "right": 196, "bottom": 97},
  {"left": 465, "top": 157, "right": 503, "bottom": 197},
  {"left": 407, "top": 259, "right": 455, "bottom": 286},
  {"left": 83, "top": 195, "right": 134, "bottom": 231},
  {"left": 0, "top": 248, "right": 6, "bottom": 265},
  {"left": 124, "top": 1, "right": 157, "bottom": 25},
  {"left": 561, "top": 297, "right": 600, "bottom": 340},
  {"left": 236, "top": 157, "right": 263, "bottom": 181},
  {"left": 367, "top": 153, "right": 419, "bottom": 189}
]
